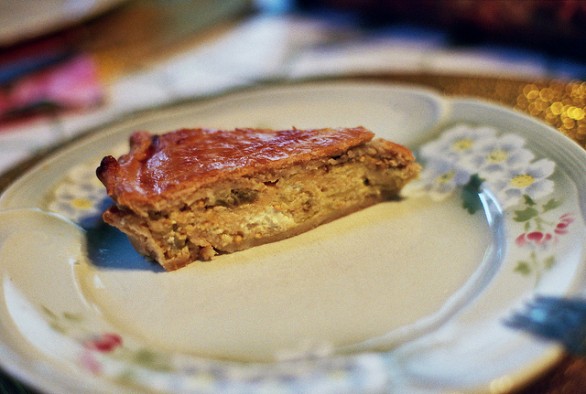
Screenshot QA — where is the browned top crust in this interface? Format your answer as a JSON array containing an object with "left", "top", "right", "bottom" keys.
[{"left": 96, "top": 127, "right": 414, "bottom": 208}]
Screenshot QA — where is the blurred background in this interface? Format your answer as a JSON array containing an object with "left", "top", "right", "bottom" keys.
[
  {"left": 296, "top": 0, "right": 586, "bottom": 63},
  {"left": 2, "top": 1, "right": 586, "bottom": 190},
  {"left": 1, "top": 0, "right": 586, "bottom": 173},
  {"left": 2, "top": 0, "right": 586, "bottom": 178}
]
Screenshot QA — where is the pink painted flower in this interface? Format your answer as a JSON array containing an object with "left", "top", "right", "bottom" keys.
[
  {"left": 554, "top": 213, "right": 574, "bottom": 235},
  {"left": 79, "top": 350, "right": 102, "bottom": 374},
  {"left": 84, "top": 333, "right": 122, "bottom": 353},
  {"left": 515, "top": 231, "right": 554, "bottom": 248}
]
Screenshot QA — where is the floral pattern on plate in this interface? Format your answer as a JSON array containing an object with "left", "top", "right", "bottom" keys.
[
  {"left": 402, "top": 124, "right": 555, "bottom": 209},
  {"left": 41, "top": 305, "right": 177, "bottom": 380},
  {"left": 39, "top": 304, "right": 382, "bottom": 392},
  {"left": 402, "top": 123, "right": 575, "bottom": 285},
  {"left": 512, "top": 198, "right": 575, "bottom": 285},
  {"left": 47, "top": 164, "right": 110, "bottom": 228}
]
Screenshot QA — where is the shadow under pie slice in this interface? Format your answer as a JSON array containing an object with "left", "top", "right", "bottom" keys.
[{"left": 96, "top": 127, "right": 420, "bottom": 271}]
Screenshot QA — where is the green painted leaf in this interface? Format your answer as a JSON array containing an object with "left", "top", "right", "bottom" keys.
[
  {"left": 514, "top": 261, "right": 531, "bottom": 275},
  {"left": 132, "top": 349, "right": 171, "bottom": 371},
  {"left": 513, "top": 207, "right": 539, "bottom": 222},
  {"left": 114, "top": 370, "right": 136, "bottom": 386},
  {"left": 49, "top": 321, "right": 66, "bottom": 334},
  {"left": 542, "top": 198, "right": 562, "bottom": 213},
  {"left": 544, "top": 255, "right": 556, "bottom": 269},
  {"left": 41, "top": 305, "right": 58, "bottom": 320},
  {"left": 63, "top": 312, "right": 83, "bottom": 322},
  {"left": 461, "top": 174, "right": 484, "bottom": 214},
  {"left": 523, "top": 195, "right": 536, "bottom": 206}
]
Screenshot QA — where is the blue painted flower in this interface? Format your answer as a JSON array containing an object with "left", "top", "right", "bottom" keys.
[
  {"left": 461, "top": 134, "right": 534, "bottom": 180},
  {"left": 48, "top": 165, "right": 108, "bottom": 222},
  {"left": 408, "top": 123, "right": 557, "bottom": 212},
  {"left": 485, "top": 158, "right": 556, "bottom": 208},
  {"left": 420, "top": 124, "right": 498, "bottom": 163},
  {"left": 402, "top": 158, "right": 471, "bottom": 200}
]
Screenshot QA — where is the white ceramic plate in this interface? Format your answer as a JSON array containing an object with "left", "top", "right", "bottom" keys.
[
  {"left": 0, "top": 81, "right": 585, "bottom": 393},
  {"left": 0, "top": 0, "right": 125, "bottom": 45}
]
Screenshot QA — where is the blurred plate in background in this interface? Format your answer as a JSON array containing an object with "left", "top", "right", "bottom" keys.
[{"left": 0, "top": 0, "right": 126, "bottom": 46}]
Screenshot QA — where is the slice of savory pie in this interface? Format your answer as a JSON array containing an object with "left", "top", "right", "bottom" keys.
[{"left": 96, "top": 127, "right": 420, "bottom": 271}]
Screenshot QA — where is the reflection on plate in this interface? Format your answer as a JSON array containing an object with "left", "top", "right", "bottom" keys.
[
  {"left": 0, "top": 82, "right": 585, "bottom": 393},
  {"left": 0, "top": 0, "right": 125, "bottom": 45}
]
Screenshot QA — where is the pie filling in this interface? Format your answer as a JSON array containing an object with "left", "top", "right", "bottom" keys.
[{"left": 103, "top": 144, "right": 417, "bottom": 270}]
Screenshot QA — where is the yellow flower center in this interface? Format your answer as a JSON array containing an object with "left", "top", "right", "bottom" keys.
[
  {"left": 487, "top": 149, "right": 507, "bottom": 163},
  {"left": 510, "top": 174, "right": 535, "bottom": 188},
  {"left": 436, "top": 171, "right": 455, "bottom": 184},
  {"left": 71, "top": 198, "right": 93, "bottom": 210},
  {"left": 452, "top": 138, "right": 473, "bottom": 151}
]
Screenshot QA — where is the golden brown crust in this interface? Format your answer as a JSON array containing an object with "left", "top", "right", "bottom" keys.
[{"left": 97, "top": 127, "right": 398, "bottom": 210}]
